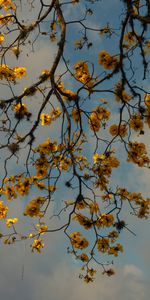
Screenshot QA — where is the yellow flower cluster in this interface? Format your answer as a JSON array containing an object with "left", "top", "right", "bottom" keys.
[
  {"left": 124, "top": 32, "right": 136, "bottom": 46},
  {"left": 101, "top": 193, "right": 113, "bottom": 201},
  {"left": 73, "top": 213, "right": 93, "bottom": 230},
  {"left": 40, "top": 114, "right": 51, "bottom": 126},
  {"left": 97, "top": 237, "right": 109, "bottom": 252},
  {"left": 93, "top": 152, "right": 120, "bottom": 190},
  {"left": 15, "top": 177, "right": 31, "bottom": 196},
  {"left": 79, "top": 253, "right": 89, "bottom": 262},
  {"left": 40, "top": 107, "right": 61, "bottom": 126},
  {"left": 0, "top": 0, "right": 16, "bottom": 11},
  {"left": 24, "top": 196, "right": 46, "bottom": 217},
  {"left": 108, "top": 230, "right": 119, "bottom": 243},
  {"left": 129, "top": 113, "right": 143, "bottom": 132},
  {"left": 13, "top": 103, "right": 29, "bottom": 119},
  {"left": 144, "top": 107, "right": 150, "bottom": 128},
  {"left": 32, "top": 239, "right": 44, "bottom": 253},
  {"left": 93, "top": 153, "right": 105, "bottom": 163},
  {"left": 114, "top": 80, "right": 132, "bottom": 102},
  {"left": 35, "top": 138, "right": 58, "bottom": 155},
  {"left": 144, "top": 93, "right": 150, "bottom": 108},
  {"left": 108, "top": 243, "right": 123, "bottom": 256},
  {"left": 96, "top": 213, "right": 114, "bottom": 228},
  {"left": 76, "top": 198, "right": 87, "bottom": 210},
  {"left": 35, "top": 155, "right": 49, "bottom": 178},
  {"left": 84, "top": 269, "right": 96, "bottom": 283},
  {"left": 72, "top": 107, "right": 82, "bottom": 123},
  {"left": 74, "top": 61, "right": 93, "bottom": 86},
  {"left": 57, "top": 81, "right": 78, "bottom": 101},
  {"left": 98, "top": 50, "right": 118, "bottom": 70},
  {"left": 127, "top": 141, "right": 150, "bottom": 166},
  {"left": 0, "top": 65, "right": 26, "bottom": 81},
  {"left": 89, "top": 106, "right": 110, "bottom": 132},
  {"left": 36, "top": 223, "right": 48, "bottom": 235},
  {"left": 89, "top": 202, "right": 100, "bottom": 214},
  {"left": 97, "top": 237, "right": 123, "bottom": 256},
  {"left": 109, "top": 124, "right": 127, "bottom": 137},
  {"left": 0, "top": 14, "right": 12, "bottom": 25},
  {"left": 6, "top": 218, "right": 18, "bottom": 228},
  {"left": 0, "top": 33, "right": 5, "bottom": 44},
  {"left": 54, "top": 155, "right": 72, "bottom": 171},
  {"left": 138, "top": 199, "right": 150, "bottom": 219},
  {"left": 0, "top": 201, "right": 8, "bottom": 219},
  {"left": 70, "top": 232, "right": 89, "bottom": 249},
  {"left": 2, "top": 185, "right": 17, "bottom": 200}
]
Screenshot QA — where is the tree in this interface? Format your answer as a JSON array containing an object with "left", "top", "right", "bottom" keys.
[{"left": 0, "top": 0, "right": 150, "bottom": 283}]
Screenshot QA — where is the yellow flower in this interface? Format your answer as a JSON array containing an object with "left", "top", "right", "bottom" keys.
[
  {"left": 6, "top": 218, "right": 18, "bottom": 228},
  {"left": 32, "top": 239, "right": 44, "bottom": 253},
  {"left": 109, "top": 124, "right": 127, "bottom": 137},
  {"left": 0, "top": 64, "right": 15, "bottom": 81},
  {"left": 40, "top": 69, "right": 50, "bottom": 80},
  {"left": 0, "top": 0, "right": 16, "bottom": 11},
  {"left": 40, "top": 114, "right": 51, "bottom": 126},
  {"left": 73, "top": 213, "right": 93, "bottom": 230},
  {"left": 129, "top": 114, "right": 143, "bottom": 132},
  {"left": 13, "top": 67, "right": 27, "bottom": 78},
  {"left": 0, "top": 201, "right": 8, "bottom": 219},
  {"left": 70, "top": 232, "right": 89, "bottom": 249},
  {"left": 35, "top": 138, "right": 58, "bottom": 155},
  {"left": 11, "top": 47, "right": 20, "bottom": 58},
  {"left": 98, "top": 50, "right": 118, "bottom": 70},
  {"left": 74, "top": 61, "right": 92, "bottom": 85},
  {"left": 97, "top": 237, "right": 109, "bottom": 252},
  {"left": 50, "top": 107, "right": 61, "bottom": 120},
  {"left": 144, "top": 93, "right": 150, "bottom": 108},
  {"left": 108, "top": 243, "right": 123, "bottom": 256},
  {"left": 98, "top": 50, "right": 109, "bottom": 65},
  {"left": 24, "top": 197, "right": 46, "bottom": 217},
  {"left": 115, "top": 90, "right": 132, "bottom": 102},
  {"left": 13, "top": 103, "right": 28, "bottom": 118},
  {"left": 36, "top": 223, "right": 48, "bottom": 235},
  {"left": 89, "top": 112, "right": 101, "bottom": 131},
  {"left": 124, "top": 32, "right": 136, "bottom": 45},
  {"left": 72, "top": 107, "right": 82, "bottom": 122},
  {"left": 96, "top": 213, "right": 114, "bottom": 227},
  {"left": 89, "top": 202, "right": 100, "bottom": 214},
  {"left": 0, "top": 33, "right": 5, "bottom": 44},
  {"left": 3, "top": 185, "right": 17, "bottom": 200},
  {"left": 79, "top": 253, "right": 89, "bottom": 262},
  {"left": 93, "top": 153, "right": 105, "bottom": 163}
]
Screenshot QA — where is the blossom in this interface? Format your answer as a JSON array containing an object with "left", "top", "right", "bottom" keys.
[
  {"left": 70, "top": 232, "right": 89, "bottom": 249},
  {"left": 24, "top": 197, "right": 46, "bottom": 217},
  {"left": 0, "top": 33, "right": 5, "bottom": 44},
  {"left": 79, "top": 253, "right": 89, "bottom": 262},
  {"left": 40, "top": 114, "right": 51, "bottom": 126},
  {"left": 129, "top": 114, "right": 143, "bottom": 132},
  {"left": 0, "top": 201, "right": 8, "bottom": 219},
  {"left": 144, "top": 93, "right": 150, "bottom": 108},
  {"left": 98, "top": 50, "right": 118, "bottom": 70},
  {"left": 13, "top": 67, "right": 27, "bottom": 78},
  {"left": 109, "top": 124, "right": 127, "bottom": 137},
  {"left": 32, "top": 239, "right": 44, "bottom": 253},
  {"left": 89, "top": 112, "right": 101, "bottom": 131},
  {"left": 97, "top": 237, "right": 109, "bottom": 252},
  {"left": 6, "top": 218, "right": 18, "bottom": 228}
]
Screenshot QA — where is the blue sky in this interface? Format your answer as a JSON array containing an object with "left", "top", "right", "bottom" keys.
[{"left": 0, "top": 0, "right": 150, "bottom": 299}]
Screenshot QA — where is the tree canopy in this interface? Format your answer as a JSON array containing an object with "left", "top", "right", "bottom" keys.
[{"left": 0, "top": 0, "right": 150, "bottom": 283}]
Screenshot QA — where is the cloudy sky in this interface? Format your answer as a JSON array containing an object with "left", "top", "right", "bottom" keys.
[{"left": 0, "top": 0, "right": 150, "bottom": 299}]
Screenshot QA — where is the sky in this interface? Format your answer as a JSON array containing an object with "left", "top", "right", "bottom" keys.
[{"left": 0, "top": 0, "right": 150, "bottom": 299}]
